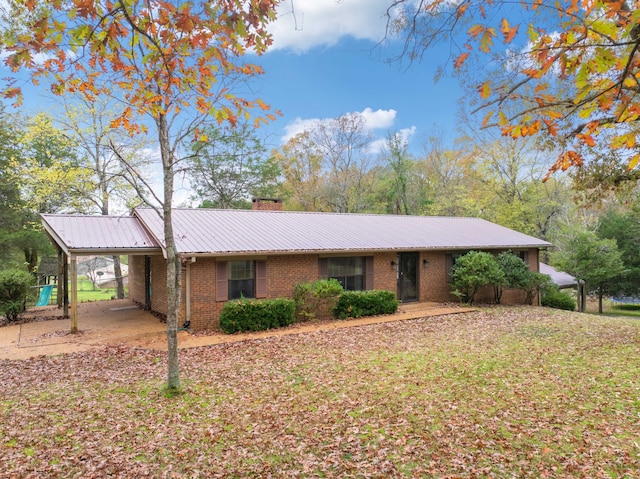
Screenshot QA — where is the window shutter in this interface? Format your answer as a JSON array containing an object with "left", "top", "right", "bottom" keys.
[
  {"left": 365, "top": 256, "right": 374, "bottom": 290},
  {"left": 256, "top": 260, "right": 267, "bottom": 298},
  {"left": 318, "top": 257, "right": 328, "bottom": 279},
  {"left": 216, "top": 261, "right": 228, "bottom": 301}
]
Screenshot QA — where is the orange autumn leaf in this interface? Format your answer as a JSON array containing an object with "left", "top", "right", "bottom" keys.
[
  {"left": 500, "top": 18, "right": 519, "bottom": 43},
  {"left": 454, "top": 52, "right": 470, "bottom": 69},
  {"left": 578, "top": 133, "right": 596, "bottom": 147},
  {"left": 456, "top": 2, "right": 470, "bottom": 18}
]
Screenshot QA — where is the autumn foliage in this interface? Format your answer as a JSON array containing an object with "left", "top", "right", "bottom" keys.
[
  {"left": 389, "top": 0, "right": 640, "bottom": 178},
  {"left": 1, "top": 0, "right": 280, "bottom": 131}
]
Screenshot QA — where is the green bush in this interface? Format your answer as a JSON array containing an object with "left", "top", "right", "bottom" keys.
[
  {"left": 293, "top": 279, "right": 343, "bottom": 321},
  {"left": 0, "top": 269, "right": 35, "bottom": 321},
  {"left": 542, "top": 288, "right": 576, "bottom": 311},
  {"left": 219, "top": 297, "right": 295, "bottom": 334},
  {"left": 450, "top": 251, "right": 504, "bottom": 304},
  {"left": 333, "top": 290, "right": 398, "bottom": 319},
  {"left": 522, "top": 271, "right": 553, "bottom": 305}
]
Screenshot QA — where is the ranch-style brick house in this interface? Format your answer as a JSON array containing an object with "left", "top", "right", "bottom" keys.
[{"left": 41, "top": 198, "right": 551, "bottom": 331}]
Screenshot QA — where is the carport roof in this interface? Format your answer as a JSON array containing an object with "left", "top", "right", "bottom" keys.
[
  {"left": 540, "top": 262, "right": 577, "bottom": 288},
  {"left": 41, "top": 214, "right": 161, "bottom": 256}
]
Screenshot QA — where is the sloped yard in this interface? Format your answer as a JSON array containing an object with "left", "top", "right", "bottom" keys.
[{"left": 1, "top": 307, "right": 639, "bottom": 478}]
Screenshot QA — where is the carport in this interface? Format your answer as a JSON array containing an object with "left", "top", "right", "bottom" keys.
[
  {"left": 40, "top": 214, "right": 162, "bottom": 333},
  {"left": 539, "top": 262, "right": 585, "bottom": 311}
]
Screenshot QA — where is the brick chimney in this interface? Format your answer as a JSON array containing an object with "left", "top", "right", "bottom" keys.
[{"left": 252, "top": 197, "right": 283, "bottom": 211}]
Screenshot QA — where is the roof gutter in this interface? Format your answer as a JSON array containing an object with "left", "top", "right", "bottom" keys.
[{"left": 179, "top": 244, "right": 551, "bottom": 258}]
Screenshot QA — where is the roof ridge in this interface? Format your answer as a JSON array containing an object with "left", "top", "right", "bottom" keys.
[{"left": 155, "top": 207, "right": 479, "bottom": 220}]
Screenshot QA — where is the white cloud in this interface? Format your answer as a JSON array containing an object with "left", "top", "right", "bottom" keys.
[
  {"left": 360, "top": 107, "right": 396, "bottom": 130},
  {"left": 269, "top": 0, "right": 395, "bottom": 53},
  {"left": 368, "top": 126, "right": 417, "bottom": 154},
  {"left": 281, "top": 107, "right": 398, "bottom": 142}
]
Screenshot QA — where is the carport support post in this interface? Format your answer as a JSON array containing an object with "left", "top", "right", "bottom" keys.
[{"left": 70, "top": 256, "right": 78, "bottom": 334}]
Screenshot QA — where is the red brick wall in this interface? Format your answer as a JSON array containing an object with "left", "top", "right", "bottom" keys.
[
  {"left": 128, "top": 248, "right": 543, "bottom": 330},
  {"left": 128, "top": 255, "right": 145, "bottom": 304}
]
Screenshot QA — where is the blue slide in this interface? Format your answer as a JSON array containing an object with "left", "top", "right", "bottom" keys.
[{"left": 36, "top": 284, "right": 54, "bottom": 307}]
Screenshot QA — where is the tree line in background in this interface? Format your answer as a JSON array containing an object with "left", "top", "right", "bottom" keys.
[{"left": 1, "top": 104, "right": 638, "bottom": 307}]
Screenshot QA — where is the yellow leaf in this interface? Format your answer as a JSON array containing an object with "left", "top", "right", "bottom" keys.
[{"left": 479, "top": 81, "right": 491, "bottom": 99}]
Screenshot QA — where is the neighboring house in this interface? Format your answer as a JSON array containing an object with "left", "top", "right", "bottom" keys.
[
  {"left": 77, "top": 256, "right": 129, "bottom": 288},
  {"left": 41, "top": 198, "right": 551, "bottom": 331}
]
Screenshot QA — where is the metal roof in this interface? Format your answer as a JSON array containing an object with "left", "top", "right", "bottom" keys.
[
  {"left": 540, "top": 262, "right": 577, "bottom": 288},
  {"left": 133, "top": 208, "right": 551, "bottom": 256},
  {"left": 41, "top": 214, "right": 161, "bottom": 256}
]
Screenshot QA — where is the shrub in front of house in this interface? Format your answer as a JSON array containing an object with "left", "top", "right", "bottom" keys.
[
  {"left": 450, "top": 251, "right": 504, "bottom": 304},
  {"left": 0, "top": 269, "right": 35, "bottom": 321},
  {"left": 333, "top": 290, "right": 398, "bottom": 319},
  {"left": 541, "top": 287, "right": 576, "bottom": 311},
  {"left": 293, "top": 279, "right": 344, "bottom": 322},
  {"left": 220, "top": 298, "right": 295, "bottom": 334}
]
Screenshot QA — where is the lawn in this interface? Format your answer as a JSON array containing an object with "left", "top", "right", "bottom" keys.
[
  {"left": 1, "top": 307, "right": 639, "bottom": 477},
  {"left": 35, "top": 279, "right": 128, "bottom": 304}
]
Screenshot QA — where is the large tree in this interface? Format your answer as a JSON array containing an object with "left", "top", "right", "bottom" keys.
[
  {"left": 553, "top": 229, "right": 624, "bottom": 313},
  {"left": 273, "top": 131, "right": 327, "bottom": 211},
  {"left": 0, "top": 106, "right": 29, "bottom": 268},
  {"left": 59, "top": 97, "right": 155, "bottom": 298},
  {"left": 10, "top": 113, "right": 89, "bottom": 272},
  {"left": 597, "top": 205, "right": 640, "bottom": 298},
  {"left": 386, "top": 0, "right": 640, "bottom": 181},
  {"left": 190, "top": 122, "right": 281, "bottom": 209},
  {"left": 1, "top": 0, "right": 280, "bottom": 391}
]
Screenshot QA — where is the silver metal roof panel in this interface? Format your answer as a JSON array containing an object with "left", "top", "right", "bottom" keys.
[
  {"left": 133, "top": 208, "right": 551, "bottom": 255},
  {"left": 41, "top": 214, "right": 161, "bottom": 256}
]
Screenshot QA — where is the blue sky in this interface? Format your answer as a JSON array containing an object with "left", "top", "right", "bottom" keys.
[
  {"left": 7, "top": 0, "right": 468, "bottom": 156},
  {"left": 254, "top": 0, "right": 466, "bottom": 153}
]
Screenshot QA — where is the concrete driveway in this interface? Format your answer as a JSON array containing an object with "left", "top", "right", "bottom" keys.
[{"left": 0, "top": 299, "right": 475, "bottom": 360}]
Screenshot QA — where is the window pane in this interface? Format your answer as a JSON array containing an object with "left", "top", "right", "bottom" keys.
[
  {"left": 228, "top": 261, "right": 255, "bottom": 299},
  {"left": 228, "top": 279, "right": 255, "bottom": 300},
  {"left": 229, "top": 260, "right": 253, "bottom": 280},
  {"left": 327, "top": 257, "right": 365, "bottom": 291}
]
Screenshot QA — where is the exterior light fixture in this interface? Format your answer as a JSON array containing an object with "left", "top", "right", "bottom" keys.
[{"left": 423, "top": 259, "right": 429, "bottom": 268}]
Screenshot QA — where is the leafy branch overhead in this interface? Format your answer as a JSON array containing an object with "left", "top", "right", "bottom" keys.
[
  {"left": 1, "top": 0, "right": 280, "bottom": 132},
  {"left": 388, "top": 0, "right": 640, "bottom": 177}
]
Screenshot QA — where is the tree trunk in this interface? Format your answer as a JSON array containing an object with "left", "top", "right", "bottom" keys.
[
  {"left": 112, "top": 255, "right": 125, "bottom": 299},
  {"left": 158, "top": 113, "right": 181, "bottom": 392},
  {"left": 24, "top": 249, "right": 38, "bottom": 273},
  {"left": 598, "top": 289, "right": 603, "bottom": 314}
]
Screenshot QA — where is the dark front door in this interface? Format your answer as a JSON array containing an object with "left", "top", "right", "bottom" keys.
[{"left": 398, "top": 252, "right": 418, "bottom": 302}]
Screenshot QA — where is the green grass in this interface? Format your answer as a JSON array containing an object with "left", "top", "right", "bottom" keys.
[
  {"left": 585, "top": 298, "right": 640, "bottom": 318},
  {"left": 35, "top": 279, "right": 128, "bottom": 304},
  {"left": 1, "top": 307, "right": 639, "bottom": 477}
]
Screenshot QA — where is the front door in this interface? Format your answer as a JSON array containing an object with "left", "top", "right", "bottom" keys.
[{"left": 398, "top": 252, "right": 418, "bottom": 302}]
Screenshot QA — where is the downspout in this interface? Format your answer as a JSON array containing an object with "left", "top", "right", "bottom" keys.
[
  {"left": 70, "top": 255, "right": 78, "bottom": 334},
  {"left": 182, "top": 258, "right": 192, "bottom": 329}
]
